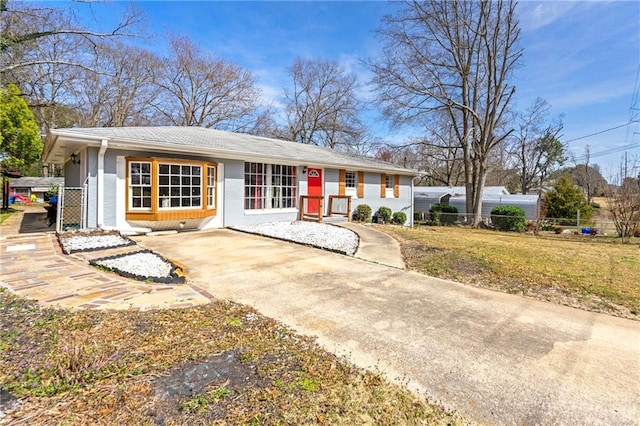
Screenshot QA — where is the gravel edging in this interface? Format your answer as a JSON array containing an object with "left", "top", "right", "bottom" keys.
[
  {"left": 57, "top": 230, "right": 136, "bottom": 254},
  {"left": 230, "top": 221, "right": 359, "bottom": 256},
  {"left": 89, "top": 250, "right": 185, "bottom": 284}
]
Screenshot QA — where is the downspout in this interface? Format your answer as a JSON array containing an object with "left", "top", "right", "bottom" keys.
[
  {"left": 410, "top": 174, "right": 420, "bottom": 227},
  {"left": 97, "top": 139, "right": 108, "bottom": 228}
]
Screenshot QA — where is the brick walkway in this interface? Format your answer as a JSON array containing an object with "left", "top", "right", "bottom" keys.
[{"left": 0, "top": 206, "right": 213, "bottom": 310}]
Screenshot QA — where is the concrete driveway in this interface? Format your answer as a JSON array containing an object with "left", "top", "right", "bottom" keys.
[{"left": 134, "top": 229, "right": 640, "bottom": 425}]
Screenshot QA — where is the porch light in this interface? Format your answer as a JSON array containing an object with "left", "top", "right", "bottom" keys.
[{"left": 70, "top": 153, "right": 80, "bottom": 165}]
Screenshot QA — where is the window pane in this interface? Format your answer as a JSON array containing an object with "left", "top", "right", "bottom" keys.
[
  {"left": 171, "top": 165, "right": 180, "bottom": 174},
  {"left": 244, "top": 162, "right": 296, "bottom": 210},
  {"left": 159, "top": 164, "right": 169, "bottom": 174}
]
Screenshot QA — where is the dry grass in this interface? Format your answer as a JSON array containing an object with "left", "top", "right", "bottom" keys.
[
  {"left": 384, "top": 225, "right": 640, "bottom": 319},
  {"left": 0, "top": 289, "right": 464, "bottom": 425}
]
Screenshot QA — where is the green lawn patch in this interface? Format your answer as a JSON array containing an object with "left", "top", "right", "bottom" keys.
[{"left": 385, "top": 226, "right": 640, "bottom": 319}]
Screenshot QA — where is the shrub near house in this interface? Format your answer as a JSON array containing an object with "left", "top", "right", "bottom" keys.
[
  {"left": 375, "top": 206, "right": 392, "bottom": 223},
  {"left": 391, "top": 211, "right": 407, "bottom": 225},
  {"left": 353, "top": 204, "right": 372, "bottom": 222}
]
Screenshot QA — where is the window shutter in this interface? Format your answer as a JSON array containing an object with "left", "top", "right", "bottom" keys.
[
  {"left": 357, "top": 171, "right": 364, "bottom": 198},
  {"left": 394, "top": 174, "right": 400, "bottom": 198},
  {"left": 380, "top": 173, "right": 386, "bottom": 198},
  {"left": 339, "top": 169, "right": 346, "bottom": 196}
]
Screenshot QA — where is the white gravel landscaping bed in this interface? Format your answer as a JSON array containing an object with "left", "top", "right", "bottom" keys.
[
  {"left": 58, "top": 230, "right": 184, "bottom": 283},
  {"left": 232, "top": 221, "right": 359, "bottom": 256},
  {"left": 58, "top": 230, "right": 135, "bottom": 254},
  {"left": 90, "top": 250, "right": 185, "bottom": 284}
]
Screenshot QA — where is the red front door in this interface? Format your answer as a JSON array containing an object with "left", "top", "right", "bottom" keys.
[{"left": 307, "top": 168, "right": 323, "bottom": 214}]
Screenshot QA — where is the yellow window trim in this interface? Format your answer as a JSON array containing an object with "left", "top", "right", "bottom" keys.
[{"left": 125, "top": 157, "right": 217, "bottom": 221}]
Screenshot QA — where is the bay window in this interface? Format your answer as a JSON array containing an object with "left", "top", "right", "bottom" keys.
[{"left": 126, "top": 157, "right": 216, "bottom": 221}]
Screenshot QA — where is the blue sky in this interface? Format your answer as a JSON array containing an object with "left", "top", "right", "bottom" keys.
[{"left": 65, "top": 1, "right": 640, "bottom": 178}]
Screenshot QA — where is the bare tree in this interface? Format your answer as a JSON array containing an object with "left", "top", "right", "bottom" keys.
[
  {"left": 509, "top": 98, "right": 565, "bottom": 194},
  {"left": 371, "top": 0, "right": 522, "bottom": 225},
  {"left": 1, "top": 0, "right": 143, "bottom": 75},
  {"left": 606, "top": 159, "right": 640, "bottom": 243},
  {"left": 76, "top": 41, "right": 162, "bottom": 127},
  {"left": 283, "top": 57, "right": 368, "bottom": 152},
  {"left": 569, "top": 145, "right": 609, "bottom": 203},
  {"left": 1, "top": 0, "right": 144, "bottom": 132},
  {"left": 152, "top": 36, "right": 263, "bottom": 131}
]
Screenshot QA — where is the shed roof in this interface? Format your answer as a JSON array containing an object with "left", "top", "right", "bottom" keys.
[
  {"left": 44, "top": 127, "right": 418, "bottom": 175},
  {"left": 9, "top": 177, "right": 63, "bottom": 189},
  {"left": 414, "top": 186, "right": 510, "bottom": 196}
]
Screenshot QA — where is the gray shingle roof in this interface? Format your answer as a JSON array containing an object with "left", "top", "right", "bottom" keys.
[
  {"left": 9, "top": 177, "right": 63, "bottom": 188},
  {"left": 49, "top": 127, "right": 417, "bottom": 175}
]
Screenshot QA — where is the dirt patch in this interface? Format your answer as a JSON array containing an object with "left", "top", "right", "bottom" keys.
[
  {"left": 0, "top": 290, "right": 463, "bottom": 425},
  {"left": 148, "top": 350, "right": 267, "bottom": 424}
]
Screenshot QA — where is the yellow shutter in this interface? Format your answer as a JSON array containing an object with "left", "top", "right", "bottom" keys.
[
  {"left": 357, "top": 171, "right": 364, "bottom": 198},
  {"left": 394, "top": 174, "right": 400, "bottom": 198},
  {"left": 339, "top": 169, "right": 346, "bottom": 196},
  {"left": 380, "top": 173, "right": 386, "bottom": 198}
]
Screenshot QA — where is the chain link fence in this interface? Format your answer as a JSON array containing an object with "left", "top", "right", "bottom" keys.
[
  {"left": 56, "top": 186, "right": 86, "bottom": 232},
  {"left": 413, "top": 210, "right": 639, "bottom": 236}
]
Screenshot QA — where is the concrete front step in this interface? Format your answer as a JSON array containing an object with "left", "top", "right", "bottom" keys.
[{"left": 322, "top": 215, "right": 349, "bottom": 223}]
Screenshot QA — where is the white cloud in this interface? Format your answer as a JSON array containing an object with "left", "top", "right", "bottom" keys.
[{"left": 519, "top": 1, "right": 581, "bottom": 31}]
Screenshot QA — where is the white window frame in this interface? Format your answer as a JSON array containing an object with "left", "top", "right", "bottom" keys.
[
  {"left": 385, "top": 174, "right": 394, "bottom": 198},
  {"left": 345, "top": 171, "right": 357, "bottom": 198},
  {"left": 244, "top": 162, "right": 297, "bottom": 210},
  {"left": 129, "top": 161, "right": 152, "bottom": 211},
  {"left": 157, "top": 163, "right": 202, "bottom": 210},
  {"left": 207, "top": 166, "right": 216, "bottom": 208}
]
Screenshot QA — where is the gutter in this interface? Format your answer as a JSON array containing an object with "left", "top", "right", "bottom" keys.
[{"left": 97, "top": 139, "right": 108, "bottom": 228}]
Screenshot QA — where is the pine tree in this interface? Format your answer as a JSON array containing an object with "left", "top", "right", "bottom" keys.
[{"left": 542, "top": 175, "right": 593, "bottom": 225}]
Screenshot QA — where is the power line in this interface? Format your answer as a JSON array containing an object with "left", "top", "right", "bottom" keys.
[
  {"left": 564, "top": 121, "right": 635, "bottom": 144},
  {"left": 589, "top": 142, "right": 640, "bottom": 159}
]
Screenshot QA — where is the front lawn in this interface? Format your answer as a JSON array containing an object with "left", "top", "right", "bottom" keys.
[
  {"left": 384, "top": 226, "right": 639, "bottom": 319},
  {"left": 0, "top": 289, "right": 463, "bottom": 424},
  {"left": 0, "top": 207, "right": 18, "bottom": 224}
]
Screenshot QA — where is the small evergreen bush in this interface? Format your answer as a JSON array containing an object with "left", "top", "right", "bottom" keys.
[
  {"left": 374, "top": 206, "right": 392, "bottom": 223},
  {"left": 391, "top": 211, "right": 407, "bottom": 225},
  {"left": 352, "top": 204, "right": 372, "bottom": 222},
  {"left": 429, "top": 204, "right": 458, "bottom": 226},
  {"left": 491, "top": 205, "right": 526, "bottom": 232}
]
